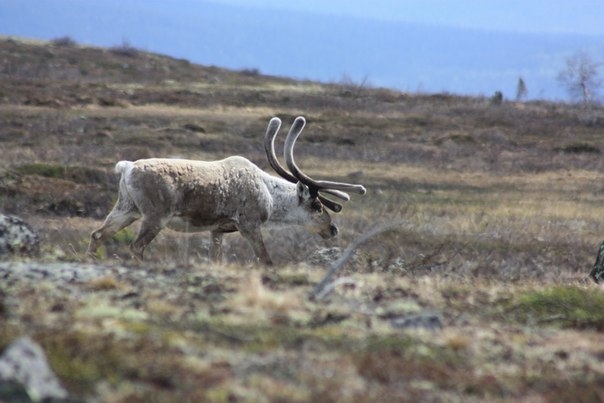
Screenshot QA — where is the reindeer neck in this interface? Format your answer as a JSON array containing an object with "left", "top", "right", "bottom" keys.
[{"left": 262, "top": 175, "right": 302, "bottom": 223}]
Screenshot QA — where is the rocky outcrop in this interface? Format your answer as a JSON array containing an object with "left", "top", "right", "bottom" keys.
[
  {"left": 0, "top": 214, "right": 39, "bottom": 257},
  {"left": 0, "top": 336, "right": 68, "bottom": 401}
]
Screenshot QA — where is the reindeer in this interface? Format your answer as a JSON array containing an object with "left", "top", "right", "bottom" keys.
[{"left": 86, "top": 116, "right": 366, "bottom": 265}]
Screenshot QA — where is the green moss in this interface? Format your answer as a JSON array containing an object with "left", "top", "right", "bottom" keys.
[
  {"left": 15, "top": 163, "right": 109, "bottom": 184},
  {"left": 76, "top": 301, "right": 148, "bottom": 321},
  {"left": 354, "top": 334, "right": 471, "bottom": 392},
  {"left": 41, "top": 332, "right": 131, "bottom": 394},
  {"left": 191, "top": 318, "right": 357, "bottom": 353},
  {"left": 360, "top": 333, "right": 418, "bottom": 353},
  {"left": 16, "top": 163, "right": 65, "bottom": 179},
  {"left": 39, "top": 328, "right": 199, "bottom": 398},
  {"left": 111, "top": 228, "right": 136, "bottom": 245},
  {"left": 508, "top": 286, "right": 604, "bottom": 329}
]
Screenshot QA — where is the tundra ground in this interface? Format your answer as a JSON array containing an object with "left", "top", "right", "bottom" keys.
[{"left": 2, "top": 37, "right": 604, "bottom": 402}]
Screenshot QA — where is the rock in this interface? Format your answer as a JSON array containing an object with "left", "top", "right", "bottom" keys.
[
  {"left": 390, "top": 313, "right": 443, "bottom": 330},
  {"left": 182, "top": 123, "right": 206, "bottom": 133},
  {"left": 307, "top": 247, "right": 343, "bottom": 266},
  {"left": 0, "top": 336, "right": 68, "bottom": 401},
  {"left": 0, "top": 214, "right": 40, "bottom": 257},
  {"left": 589, "top": 240, "right": 604, "bottom": 283}
]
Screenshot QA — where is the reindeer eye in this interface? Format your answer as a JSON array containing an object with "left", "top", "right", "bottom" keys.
[{"left": 311, "top": 199, "right": 323, "bottom": 212}]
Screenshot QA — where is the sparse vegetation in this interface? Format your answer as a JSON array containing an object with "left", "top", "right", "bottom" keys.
[
  {"left": 490, "top": 90, "right": 503, "bottom": 105},
  {"left": 50, "top": 36, "right": 77, "bottom": 47},
  {"left": 109, "top": 39, "right": 140, "bottom": 58},
  {"left": 338, "top": 73, "right": 372, "bottom": 98},
  {"left": 516, "top": 76, "right": 528, "bottom": 101},
  {"left": 508, "top": 285, "right": 604, "bottom": 329},
  {"left": 558, "top": 50, "right": 602, "bottom": 105},
  {"left": 239, "top": 67, "right": 261, "bottom": 76},
  {"left": 556, "top": 142, "right": 600, "bottom": 154},
  {"left": 2, "top": 37, "right": 604, "bottom": 401}
]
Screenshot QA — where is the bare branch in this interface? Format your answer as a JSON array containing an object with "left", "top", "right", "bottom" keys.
[
  {"left": 309, "top": 221, "right": 406, "bottom": 300},
  {"left": 557, "top": 51, "right": 602, "bottom": 104},
  {"left": 312, "top": 277, "right": 357, "bottom": 301}
]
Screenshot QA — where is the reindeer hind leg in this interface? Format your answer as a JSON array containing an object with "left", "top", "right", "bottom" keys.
[{"left": 87, "top": 194, "right": 140, "bottom": 258}]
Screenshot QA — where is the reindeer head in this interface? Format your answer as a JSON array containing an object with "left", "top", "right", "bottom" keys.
[
  {"left": 293, "top": 180, "right": 338, "bottom": 239},
  {"left": 264, "top": 116, "right": 366, "bottom": 239}
]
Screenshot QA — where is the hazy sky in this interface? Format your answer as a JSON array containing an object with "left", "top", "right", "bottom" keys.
[{"left": 210, "top": 0, "right": 604, "bottom": 35}]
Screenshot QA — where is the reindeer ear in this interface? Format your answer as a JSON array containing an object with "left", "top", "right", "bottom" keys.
[{"left": 296, "top": 182, "right": 310, "bottom": 200}]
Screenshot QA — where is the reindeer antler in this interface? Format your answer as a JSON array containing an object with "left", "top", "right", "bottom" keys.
[
  {"left": 264, "top": 117, "right": 296, "bottom": 182},
  {"left": 264, "top": 117, "right": 345, "bottom": 212},
  {"left": 283, "top": 116, "right": 366, "bottom": 206}
]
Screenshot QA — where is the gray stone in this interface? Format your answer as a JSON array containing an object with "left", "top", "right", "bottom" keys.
[
  {"left": 0, "top": 336, "right": 68, "bottom": 401},
  {"left": 307, "top": 247, "right": 343, "bottom": 266},
  {"left": 390, "top": 313, "right": 443, "bottom": 330},
  {"left": 0, "top": 214, "right": 39, "bottom": 257}
]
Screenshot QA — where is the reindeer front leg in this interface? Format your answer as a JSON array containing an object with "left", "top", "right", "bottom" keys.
[{"left": 238, "top": 226, "right": 273, "bottom": 266}]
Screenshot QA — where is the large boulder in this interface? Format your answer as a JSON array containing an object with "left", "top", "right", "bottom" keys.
[
  {"left": 0, "top": 336, "right": 68, "bottom": 401},
  {"left": 0, "top": 214, "right": 39, "bottom": 257}
]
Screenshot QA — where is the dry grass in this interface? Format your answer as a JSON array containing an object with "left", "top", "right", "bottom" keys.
[{"left": 2, "top": 37, "right": 604, "bottom": 401}]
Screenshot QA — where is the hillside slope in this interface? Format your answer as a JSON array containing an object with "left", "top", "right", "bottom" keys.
[{"left": 2, "top": 1, "right": 604, "bottom": 99}]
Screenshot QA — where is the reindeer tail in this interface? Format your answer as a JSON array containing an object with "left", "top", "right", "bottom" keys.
[{"left": 115, "top": 160, "right": 133, "bottom": 175}]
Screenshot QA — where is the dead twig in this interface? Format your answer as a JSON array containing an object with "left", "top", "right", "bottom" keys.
[
  {"left": 312, "top": 276, "right": 357, "bottom": 301},
  {"left": 309, "top": 221, "right": 406, "bottom": 300}
]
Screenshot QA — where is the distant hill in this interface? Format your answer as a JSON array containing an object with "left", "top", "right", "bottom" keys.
[{"left": 1, "top": 0, "right": 603, "bottom": 100}]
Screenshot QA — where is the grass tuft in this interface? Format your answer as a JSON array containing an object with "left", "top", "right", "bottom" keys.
[
  {"left": 508, "top": 285, "right": 604, "bottom": 329},
  {"left": 84, "top": 275, "right": 123, "bottom": 291}
]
